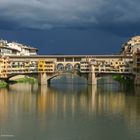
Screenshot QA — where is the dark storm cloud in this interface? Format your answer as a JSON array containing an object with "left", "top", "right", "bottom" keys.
[{"left": 0, "top": 0, "right": 140, "bottom": 32}]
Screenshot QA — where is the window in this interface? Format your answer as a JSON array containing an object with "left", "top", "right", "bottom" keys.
[
  {"left": 74, "top": 58, "right": 81, "bottom": 62},
  {"left": 65, "top": 58, "right": 73, "bottom": 62},
  {"left": 57, "top": 58, "right": 64, "bottom": 62}
]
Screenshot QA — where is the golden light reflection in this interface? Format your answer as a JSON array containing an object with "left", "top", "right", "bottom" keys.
[
  {"left": 0, "top": 88, "right": 9, "bottom": 122},
  {"left": 0, "top": 83, "right": 140, "bottom": 131}
]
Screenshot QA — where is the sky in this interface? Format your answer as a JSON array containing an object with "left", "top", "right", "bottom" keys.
[{"left": 0, "top": 0, "right": 140, "bottom": 55}]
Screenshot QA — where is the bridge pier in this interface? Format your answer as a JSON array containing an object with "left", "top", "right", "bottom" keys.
[
  {"left": 38, "top": 73, "right": 48, "bottom": 85},
  {"left": 88, "top": 72, "right": 97, "bottom": 85},
  {"left": 88, "top": 64, "right": 97, "bottom": 85},
  {"left": 134, "top": 74, "right": 140, "bottom": 85}
]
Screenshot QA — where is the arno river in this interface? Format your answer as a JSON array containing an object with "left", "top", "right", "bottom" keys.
[{"left": 0, "top": 76, "right": 140, "bottom": 140}]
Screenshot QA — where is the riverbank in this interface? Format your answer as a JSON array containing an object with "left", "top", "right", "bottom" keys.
[
  {"left": 0, "top": 81, "right": 7, "bottom": 88},
  {"left": 14, "top": 77, "right": 37, "bottom": 83},
  {"left": 113, "top": 75, "right": 133, "bottom": 84},
  {"left": 0, "top": 77, "right": 37, "bottom": 88}
]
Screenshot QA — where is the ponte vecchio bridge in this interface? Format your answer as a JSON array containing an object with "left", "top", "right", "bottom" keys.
[{"left": 0, "top": 54, "right": 140, "bottom": 85}]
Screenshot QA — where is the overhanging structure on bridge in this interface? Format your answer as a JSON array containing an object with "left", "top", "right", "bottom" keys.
[{"left": 0, "top": 54, "right": 140, "bottom": 85}]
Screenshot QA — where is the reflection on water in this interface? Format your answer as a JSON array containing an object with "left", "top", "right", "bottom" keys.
[{"left": 0, "top": 83, "right": 140, "bottom": 140}]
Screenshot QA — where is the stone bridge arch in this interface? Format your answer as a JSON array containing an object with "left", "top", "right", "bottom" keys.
[
  {"left": 6, "top": 73, "right": 38, "bottom": 81},
  {"left": 46, "top": 72, "right": 86, "bottom": 85}
]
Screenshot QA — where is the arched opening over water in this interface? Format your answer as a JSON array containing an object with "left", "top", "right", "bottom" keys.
[
  {"left": 48, "top": 73, "right": 87, "bottom": 85},
  {"left": 7, "top": 74, "right": 38, "bottom": 83}
]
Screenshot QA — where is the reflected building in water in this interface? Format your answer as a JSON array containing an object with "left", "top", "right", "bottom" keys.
[{"left": 0, "top": 83, "right": 140, "bottom": 133}]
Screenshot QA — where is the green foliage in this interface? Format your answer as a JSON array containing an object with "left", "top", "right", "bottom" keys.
[
  {"left": 15, "top": 77, "right": 37, "bottom": 84},
  {"left": 0, "top": 81, "right": 7, "bottom": 88},
  {"left": 113, "top": 75, "right": 133, "bottom": 84}
]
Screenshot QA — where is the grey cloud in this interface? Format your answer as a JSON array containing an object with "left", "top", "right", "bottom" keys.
[{"left": 0, "top": 0, "right": 140, "bottom": 32}]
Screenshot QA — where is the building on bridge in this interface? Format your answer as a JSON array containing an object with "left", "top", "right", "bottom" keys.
[{"left": 0, "top": 55, "right": 135, "bottom": 85}]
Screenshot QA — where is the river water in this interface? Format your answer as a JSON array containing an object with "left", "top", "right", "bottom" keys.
[{"left": 0, "top": 78, "right": 140, "bottom": 140}]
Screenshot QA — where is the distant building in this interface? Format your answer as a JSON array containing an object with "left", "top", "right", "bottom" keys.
[
  {"left": 121, "top": 36, "right": 140, "bottom": 73},
  {"left": 0, "top": 39, "right": 38, "bottom": 56},
  {"left": 122, "top": 36, "right": 140, "bottom": 56},
  {"left": 133, "top": 50, "right": 140, "bottom": 73}
]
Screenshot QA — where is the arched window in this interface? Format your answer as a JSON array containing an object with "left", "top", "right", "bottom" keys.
[
  {"left": 57, "top": 63, "right": 64, "bottom": 71},
  {"left": 65, "top": 63, "right": 73, "bottom": 72}
]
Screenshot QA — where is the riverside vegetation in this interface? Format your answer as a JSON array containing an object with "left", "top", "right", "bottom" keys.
[
  {"left": 0, "top": 75, "right": 134, "bottom": 88},
  {"left": 113, "top": 75, "right": 134, "bottom": 84},
  {"left": 0, "top": 81, "right": 7, "bottom": 88},
  {"left": 0, "top": 77, "right": 37, "bottom": 88},
  {"left": 14, "top": 77, "right": 37, "bottom": 83}
]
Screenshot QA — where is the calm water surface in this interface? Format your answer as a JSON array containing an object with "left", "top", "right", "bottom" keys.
[{"left": 0, "top": 82, "right": 140, "bottom": 140}]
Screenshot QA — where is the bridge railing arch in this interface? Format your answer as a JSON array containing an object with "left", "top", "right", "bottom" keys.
[
  {"left": 65, "top": 63, "right": 74, "bottom": 72},
  {"left": 56, "top": 62, "right": 81, "bottom": 73},
  {"left": 74, "top": 63, "right": 80, "bottom": 71},
  {"left": 56, "top": 63, "right": 65, "bottom": 72}
]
